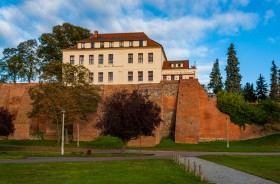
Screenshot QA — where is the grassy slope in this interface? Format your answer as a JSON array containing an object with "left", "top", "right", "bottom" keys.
[
  {"left": 1, "top": 134, "right": 280, "bottom": 152},
  {"left": 199, "top": 155, "right": 280, "bottom": 183},
  {"left": 153, "top": 134, "right": 280, "bottom": 152},
  {"left": 0, "top": 159, "right": 208, "bottom": 184}
]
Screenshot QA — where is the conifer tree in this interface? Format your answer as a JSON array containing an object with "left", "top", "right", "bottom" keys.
[
  {"left": 243, "top": 82, "right": 256, "bottom": 102},
  {"left": 269, "top": 60, "right": 279, "bottom": 101},
  {"left": 256, "top": 74, "right": 268, "bottom": 100},
  {"left": 225, "top": 43, "right": 242, "bottom": 93},
  {"left": 208, "top": 59, "right": 223, "bottom": 94}
]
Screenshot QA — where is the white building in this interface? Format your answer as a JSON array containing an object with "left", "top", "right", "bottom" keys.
[{"left": 62, "top": 31, "right": 196, "bottom": 84}]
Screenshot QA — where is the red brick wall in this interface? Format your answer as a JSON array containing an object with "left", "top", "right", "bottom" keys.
[{"left": 0, "top": 82, "right": 273, "bottom": 145}]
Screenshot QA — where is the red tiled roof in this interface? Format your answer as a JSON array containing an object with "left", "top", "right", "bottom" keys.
[
  {"left": 77, "top": 32, "right": 161, "bottom": 47},
  {"left": 162, "top": 60, "right": 189, "bottom": 70}
]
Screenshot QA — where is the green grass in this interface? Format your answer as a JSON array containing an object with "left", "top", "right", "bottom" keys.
[
  {"left": 0, "top": 159, "right": 208, "bottom": 184},
  {"left": 1, "top": 134, "right": 280, "bottom": 152},
  {"left": 152, "top": 134, "right": 280, "bottom": 152},
  {"left": 199, "top": 155, "right": 280, "bottom": 183}
]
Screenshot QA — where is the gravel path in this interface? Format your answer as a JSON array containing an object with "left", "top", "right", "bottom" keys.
[{"left": 180, "top": 157, "right": 277, "bottom": 184}]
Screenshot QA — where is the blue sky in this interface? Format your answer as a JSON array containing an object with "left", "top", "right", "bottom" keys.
[{"left": 0, "top": 0, "right": 279, "bottom": 86}]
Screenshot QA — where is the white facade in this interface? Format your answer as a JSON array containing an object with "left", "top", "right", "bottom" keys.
[{"left": 62, "top": 31, "right": 197, "bottom": 85}]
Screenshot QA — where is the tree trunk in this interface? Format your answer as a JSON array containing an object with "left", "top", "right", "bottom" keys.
[{"left": 121, "top": 139, "right": 129, "bottom": 154}]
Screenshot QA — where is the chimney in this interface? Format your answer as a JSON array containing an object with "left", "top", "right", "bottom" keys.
[{"left": 94, "top": 30, "right": 98, "bottom": 38}]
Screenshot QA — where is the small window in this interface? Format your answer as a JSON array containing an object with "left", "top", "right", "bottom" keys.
[
  {"left": 79, "top": 55, "right": 84, "bottom": 65},
  {"left": 89, "top": 72, "right": 94, "bottom": 82},
  {"left": 108, "top": 72, "right": 113, "bottom": 82},
  {"left": 70, "top": 55, "right": 75, "bottom": 65},
  {"left": 91, "top": 42, "right": 95, "bottom": 48},
  {"left": 148, "top": 71, "right": 153, "bottom": 81},
  {"left": 138, "top": 53, "right": 143, "bottom": 63},
  {"left": 89, "top": 55, "right": 94, "bottom": 65},
  {"left": 120, "top": 41, "right": 124, "bottom": 47},
  {"left": 129, "top": 41, "right": 133, "bottom": 47},
  {"left": 98, "top": 72, "right": 103, "bottom": 82},
  {"left": 100, "top": 42, "right": 104, "bottom": 48},
  {"left": 98, "top": 54, "right": 103, "bottom": 64},
  {"left": 179, "top": 75, "right": 183, "bottom": 80},
  {"left": 128, "top": 53, "right": 133, "bottom": 63},
  {"left": 128, "top": 71, "right": 133, "bottom": 81},
  {"left": 148, "top": 53, "right": 153, "bottom": 63},
  {"left": 178, "top": 64, "right": 181, "bottom": 67},
  {"left": 108, "top": 54, "right": 113, "bottom": 64},
  {"left": 139, "top": 40, "right": 143, "bottom": 47},
  {"left": 138, "top": 71, "right": 143, "bottom": 81},
  {"left": 81, "top": 43, "right": 85, "bottom": 48},
  {"left": 163, "top": 75, "right": 167, "bottom": 81},
  {"left": 109, "top": 42, "right": 114, "bottom": 47},
  {"left": 171, "top": 75, "right": 175, "bottom": 80}
]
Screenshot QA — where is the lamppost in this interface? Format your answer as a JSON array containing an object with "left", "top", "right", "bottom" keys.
[
  {"left": 61, "top": 109, "right": 66, "bottom": 155},
  {"left": 226, "top": 117, "right": 229, "bottom": 148}
]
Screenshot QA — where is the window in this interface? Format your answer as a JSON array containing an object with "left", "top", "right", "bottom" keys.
[
  {"left": 120, "top": 41, "right": 124, "bottom": 47},
  {"left": 129, "top": 41, "right": 133, "bottom": 47},
  {"left": 100, "top": 42, "right": 104, "bottom": 48},
  {"left": 79, "top": 55, "right": 84, "bottom": 65},
  {"left": 178, "top": 64, "right": 181, "bottom": 67},
  {"left": 139, "top": 40, "right": 143, "bottom": 47},
  {"left": 81, "top": 43, "right": 85, "bottom": 48},
  {"left": 138, "top": 71, "right": 143, "bottom": 81},
  {"left": 98, "top": 54, "right": 103, "bottom": 64},
  {"left": 138, "top": 53, "right": 143, "bottom": 63},
  {"left": 163, "top": 75, "right": 167, "bottom": 81},
  {"left": 128, "top": 53, "right": 133, "bottom": 63},
  {"left": 91, "top": 42, "right": 95, "bottom": 48},
  {"left": 179, "top": 75, "right": 183, "bottom": 80},
  {"left": 89, "top": 72, "right": 94, "bottom": 82},
  {"left": 70, "top": 55, "right": 75, "bottom": 65},
  {"left": 98, "top": 72, "right": 103, "bottom": 82},
  {"left": 108, "top": 72, "right": 113, "bottom": 82},
  {"left": 89, "top": 55, "right": 94, "bottom": 65},
  {"left": 148, "top": 53, "right": 153, "bottom": 63},
  {"left": 148, "top": 71, "right": 153, "bottom": 81},
  {"left": 171, "top": 75, "right": 175, "bottom": 80},
  {"left": 108, "top": 54, "right": 113, "bottom": 64},
  {"left": 109, "top": 42, "right": 114, "bottom": 47},
  {"left": 128, "top": 71, "right": 133, "bottom": 81}
]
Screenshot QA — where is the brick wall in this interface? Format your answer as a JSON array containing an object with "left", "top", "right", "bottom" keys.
[{"left": 0, "top": 82, "right": 273, "bottom": 146}]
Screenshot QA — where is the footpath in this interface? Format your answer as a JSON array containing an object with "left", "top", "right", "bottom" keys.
[{"left": 179, "top": 157, "right": 277, "bottom": 184}]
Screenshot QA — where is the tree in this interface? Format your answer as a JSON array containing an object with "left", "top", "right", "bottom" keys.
[
  {"left": 269, "top": 60, "right": 279, "bottom": 101},
  {"left": 256, "top": 74, "right": 268, "bottom": 100},
  {"left": 217, "top": 91, "right": 255, "bottom": 127},
  {"left": 225, "top": 43, "right": 242, "bottom": 93},
  {"left": 28, "top": 62, "right": 101, "bottom": 143},
  {"left": 0, "top": 48, "right": 24, "bottom": 83},
  {"left": 0, "top": 107, "right": 14, "bottom": 136},
  {"left": 96, "top": 90, "right": 162, "bottom": 149},
  {"left": 208, "top": 58, "right": 223, "bottom": 94},
  {"left": 17, "top": 39, "right": 40, "bottom": 83},
  {"left": 37, "top": 22, "right": 91, "bottom": 66},
  {"left": 243, "top": 83, "right": 257, "bottom": 102}
]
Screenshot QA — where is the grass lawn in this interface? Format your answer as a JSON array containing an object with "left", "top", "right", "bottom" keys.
[
  {"left": 1, "top": 134, "right": 280, "bottom": 152},
  {"left": 199, "top": 155, "right": 280, "bottom": 183},
  {"left": 0, "top": 159, "right": 208, "bottom": 184},
  {"left": 152, "top": 134, "right": 280, "bottom": 152}
]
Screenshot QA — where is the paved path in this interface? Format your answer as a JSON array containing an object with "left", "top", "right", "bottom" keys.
[{"left": 179, "top": 157, "right": 277, "bottom": 184}]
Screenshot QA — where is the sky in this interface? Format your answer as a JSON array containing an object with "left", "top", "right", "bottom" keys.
[{"left": 0, "top": 0, "right": 280, "bottom": 86}]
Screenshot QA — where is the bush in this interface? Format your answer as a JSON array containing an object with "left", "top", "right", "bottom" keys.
[{"left": 0, "top": 108, "right": 14, "bottom": 136}]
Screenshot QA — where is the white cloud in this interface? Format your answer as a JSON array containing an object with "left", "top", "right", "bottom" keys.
[{"left": 264, "top": 10, "right": 275, "bottom": 25}]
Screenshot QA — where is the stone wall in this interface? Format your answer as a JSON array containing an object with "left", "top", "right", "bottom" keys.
[{"left": 0, "top": 81, "right": 272, "bottom": 146}]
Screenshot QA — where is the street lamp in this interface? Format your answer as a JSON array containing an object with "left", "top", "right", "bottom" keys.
[
  {"left": 61, "top": 109, "right": 66, "bottom": 155},
  {"left": 226, "top": 117, "right": 229, "bottom": 148}
]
